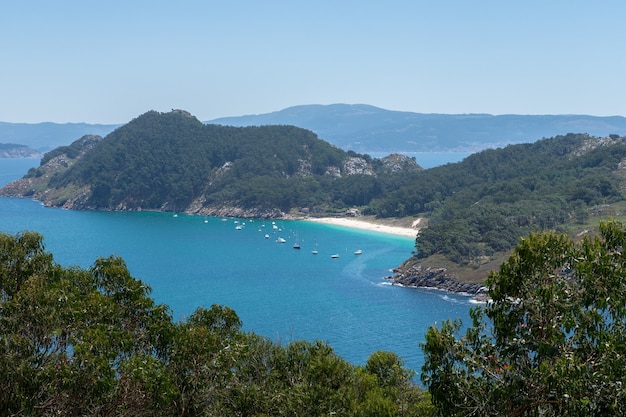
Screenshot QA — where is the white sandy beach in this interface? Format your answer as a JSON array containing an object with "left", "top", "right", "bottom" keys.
[{"left": 306, "top": 217, "right": 420, "bottom": 238}]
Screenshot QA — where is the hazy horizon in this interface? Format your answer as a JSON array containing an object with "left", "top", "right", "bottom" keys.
[{"left": 2, "top": 103, "right": 626, "bottom": 126}]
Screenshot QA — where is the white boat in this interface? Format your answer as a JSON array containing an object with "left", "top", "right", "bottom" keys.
[
  {"left": 265, "top": 234, "right": 270, "bottom": 239},
  {"left": 331, "top": 253, "right": 339, "bottom": 259},
  {"left": 354, "top": 249, "right": 363, "bottom": 255},
  {"left": 235, "top": 225, "right": 243, "bottom": 230},
  {"left": 312, "top": 248, "right": 318, "bottom": 255},
  {"left": 293, "top": 242, "right": 301, "bottom": 249},
  {"left": 277, "top": 237, "right": 286, "bottom": 243}
]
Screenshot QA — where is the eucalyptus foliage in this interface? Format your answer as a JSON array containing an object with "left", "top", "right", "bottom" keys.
[
  {"left": 421, "top": 220, "right": 626, "bottom": 416},
  {"left": 0, "top": 231, "right": 433, "bottom": 416}
]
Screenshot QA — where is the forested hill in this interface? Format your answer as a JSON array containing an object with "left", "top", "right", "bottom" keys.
[
  {"left": 391, "top": 133, "right": 626, "bottom": 282},
  {"left": 5, "top": 109, "right": 626, "bottom": 283},
  {"left": 0, "top": 110, "right": 420, "bottom": 216}
]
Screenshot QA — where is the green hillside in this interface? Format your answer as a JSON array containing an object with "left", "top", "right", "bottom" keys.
[
  {"left": 391, "top": 133, "right": 626, "bottom": 279},
  {"left": 0, "top": 110, "right": 420, "bottom": 216},
  {"left": 4, "top": 110, "right": 626, "bottom": 281}
]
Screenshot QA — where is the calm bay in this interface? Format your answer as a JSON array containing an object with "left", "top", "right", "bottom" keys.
[{"left": 0, "top": 158, "right": 473, "bottom": 374}]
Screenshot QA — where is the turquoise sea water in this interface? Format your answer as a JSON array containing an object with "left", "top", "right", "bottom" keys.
[{"left": 0, "top": 158, "right": 473, "bottom": 374}]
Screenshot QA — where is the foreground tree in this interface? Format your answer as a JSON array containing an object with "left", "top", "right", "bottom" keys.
[
  {"left": 421, "top": 220, "right": 626, "bottom": 416},
  {"left": 0, "top": 231, "right": 433, "bottom": 416}
]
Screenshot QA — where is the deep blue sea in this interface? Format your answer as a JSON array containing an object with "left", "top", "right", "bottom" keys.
[{"left": 0, "top": 158, "right": 473, "bottom": 375}]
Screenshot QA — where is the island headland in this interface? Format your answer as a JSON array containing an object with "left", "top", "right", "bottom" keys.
[{"left": 3, "top": 110, "right": 626, "bottom": 300}]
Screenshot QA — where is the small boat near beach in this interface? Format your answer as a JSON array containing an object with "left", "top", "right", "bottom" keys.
[
  {"left": 277, "top": 237, "right": 286, "bottom": 243},
  {"left": 293, "top": 232, "right": 301, "bottom": 249}
]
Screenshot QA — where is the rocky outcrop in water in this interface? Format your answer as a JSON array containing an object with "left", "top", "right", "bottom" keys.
[{"left": 390, "top": 263, "right": 488, "bottom": 298}]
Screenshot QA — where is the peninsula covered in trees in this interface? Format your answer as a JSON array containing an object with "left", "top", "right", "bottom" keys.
[
  {"left": 0, "top": 110, "right": 420, "bottom": 218},
  {"left": 3, "top": 110, "right": 626, "bottom": 282},
  {"left": 391, "top": 132, "right": 626, "bottom": 283},
  {"left": 3, "top": 109, "right": 626, "bottom": 414}
]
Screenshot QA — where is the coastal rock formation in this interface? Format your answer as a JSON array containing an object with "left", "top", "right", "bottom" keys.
[
  {"left": 0, "top": 135, "right": 102, "bottom": 206},
  {"left": 381, "top": 153, "right": 422, "bottom": 172},
  {"left": 342, "top": 156, "right": 374, "bottom": 175},
  {"left": 390, "top": 263, "right": 488, "bottom": 298},
  {"left": 190, "top": 205, "right": 285, "bottom": 219}
]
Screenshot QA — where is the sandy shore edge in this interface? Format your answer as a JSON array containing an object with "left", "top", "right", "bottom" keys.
[{"left": 305, "top": 217, "right": 420, "bottom": 238}]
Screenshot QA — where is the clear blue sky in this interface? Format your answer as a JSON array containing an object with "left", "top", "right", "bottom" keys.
[{"left": 2, "top": 1, "right": 626, "bottom": 123}]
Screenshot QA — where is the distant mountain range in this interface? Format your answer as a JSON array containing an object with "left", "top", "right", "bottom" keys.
[
  {"left": 2, "top": 104, "right": 626, "bottom": 155},
  {"left": 208, "top": 104, "right": 626, "bottom": 153}
]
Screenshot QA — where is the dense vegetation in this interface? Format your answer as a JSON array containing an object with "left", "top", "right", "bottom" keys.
[
  {"left": 19, "top": 110, "right": 418, "bottom": 214},
  {"left": 380, "top": 133, "right": 626, "bottom": 266},
  {"left": 4, "top": 224, "right": 626, "bottom": 415},
  {"left": 8, "top": 110, "right": 626, "bottom": 271},
  {"left": 0, "top": 231, "right": 433, "bottom": 416},
  {"left": 422, "top": 220, "right": 626, "bottom": 416},
  {"left": 48, "top": 110, "right": 344, "bottom": 211}
]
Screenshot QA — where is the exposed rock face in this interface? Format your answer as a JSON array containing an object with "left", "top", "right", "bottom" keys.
[
  {"left": 381, "top": 153, "right": 422, "bottom": 172},
  {"left": 0, "top": 135, "right": 102, "bottom": 205},
  {"left": 390, "top": 263, "right": 488, "bottom": 297},
  {"left": 296, "top": 158, "right": 312, "bottom": 176},
  {"left": 570, "top": 134, "right": 626, "bottom": 157},
  {"left": 343, "top": 157, "right": 374, "bottom": 175},
  {"left": 193, "top": 206, "right": 285, "bottom": 219},
  {"left": 325, "top": 166, "right": 341, "bottom": 177}
]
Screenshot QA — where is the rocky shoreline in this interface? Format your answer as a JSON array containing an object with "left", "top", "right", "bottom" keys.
[{"left": 389, "top": 263, "right": 489, "bottom": 301}]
